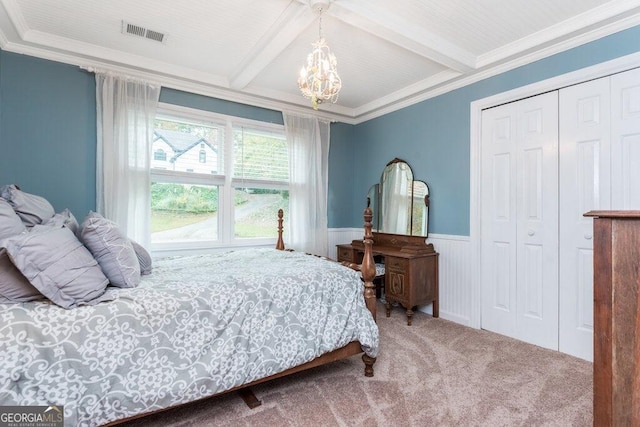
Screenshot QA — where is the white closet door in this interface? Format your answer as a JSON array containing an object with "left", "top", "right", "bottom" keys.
[
  {"left": 559, "top": 77, "right": 611, "bottom": 361},
  {"left": 515, "top": 93, "right": 559, "bottom": 350},
  {"left": 481, "top": 92, "right": 559, "bottom": 349},
  {"left": 611, "top": 67, "right": 640, "bottom": 209},
  {"left": 481, "top": 104, "right": 518, "bottom": 339}
]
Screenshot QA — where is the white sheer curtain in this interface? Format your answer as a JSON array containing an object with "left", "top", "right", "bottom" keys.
[
  {"left": 95, "top": 73, "right": 160, "bottom": 249},
  {"left": 283, "top": 113, "right": 330, "bottom": 256}
]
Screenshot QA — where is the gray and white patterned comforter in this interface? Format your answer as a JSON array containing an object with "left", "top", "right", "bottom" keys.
[{"left": 0, "top": 248, "right": 379, "bottom": 426}]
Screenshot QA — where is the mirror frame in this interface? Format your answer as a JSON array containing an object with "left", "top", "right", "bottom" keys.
[{"left": 368, "top": 158, "right": 430, "bottom": 237}]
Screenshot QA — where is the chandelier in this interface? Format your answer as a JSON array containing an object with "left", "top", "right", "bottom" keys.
[{"left": 297, "top": 1, "right": 342, "bottom": 110}]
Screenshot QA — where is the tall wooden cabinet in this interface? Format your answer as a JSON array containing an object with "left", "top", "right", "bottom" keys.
[{"left": 585, "top": 211, "right": 640, "bottom": 426}]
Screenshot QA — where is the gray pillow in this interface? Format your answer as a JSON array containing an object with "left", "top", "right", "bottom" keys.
[
  {"left": 43, "top": 209, "right": 80, "bottom": 236},
  {"left": 0, "top": 249, "right": 44, "bottom": 303},
  {"left": 1, "top": 184, "right": 55, "bottom": 227},
  {"left": 3, "top": 225, "right": 110, "bottom": 308},
  {"left": 0, "top": 198, "right": 26, "bottom": 239},
  {"left": 80, "top": 212, "right": 141, "bottom": 288},
  {"left": 130, "top": 240, "right": 152, "bottom": 275}
]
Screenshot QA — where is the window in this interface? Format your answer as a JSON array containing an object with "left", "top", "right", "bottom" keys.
[
  {"left": 154, "top": 148, "right": 167, "bottom": 161},
  {"left": 151, "top": 104, "right": 289, "bottom": 251},
  {"left": 233, "top": 126, "right": 289, "bottom": 238}
]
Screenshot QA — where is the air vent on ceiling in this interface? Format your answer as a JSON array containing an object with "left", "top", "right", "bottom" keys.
[{"left": 122, "top": 21, "right": 167, "bottom": 44}]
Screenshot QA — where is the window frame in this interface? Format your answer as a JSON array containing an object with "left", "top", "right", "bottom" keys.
[{"left": 151, "top": 103, "right": 289, "bottom": 254}]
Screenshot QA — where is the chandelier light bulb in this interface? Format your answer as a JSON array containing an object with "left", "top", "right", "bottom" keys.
[{"left": 297, "top": 6, "right": 342, "bottom": 110}]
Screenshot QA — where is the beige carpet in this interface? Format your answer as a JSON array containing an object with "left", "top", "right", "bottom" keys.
[{"left": 120, "top": 304, "right": 592, "bottom": 426}]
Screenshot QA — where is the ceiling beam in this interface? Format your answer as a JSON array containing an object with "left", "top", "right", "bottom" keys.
[
  {"left": 330, "top": 0, "right": 476, "bottom": 72},
  {"left": 229, "top": 2, "right": 315, "bottom": 90}
]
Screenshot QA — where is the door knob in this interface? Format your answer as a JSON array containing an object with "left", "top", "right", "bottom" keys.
[
  {"left": 584, "top": 233, "right": 593, "bottom": 240},
  {"left": 527, "top": 229, "right": 535, "bottom": 236}
]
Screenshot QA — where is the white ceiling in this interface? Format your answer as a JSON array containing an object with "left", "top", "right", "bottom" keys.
[{"left": 1, "top": 0, "right": 640, "bottom": 124}]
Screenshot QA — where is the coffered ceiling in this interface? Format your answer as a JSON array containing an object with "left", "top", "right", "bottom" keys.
[{"left": 1, "top": 0, "right": 639, "bottom": 123}]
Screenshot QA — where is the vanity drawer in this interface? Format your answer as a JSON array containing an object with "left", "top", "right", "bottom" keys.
[
  {"left": 386, "top": 256, "right": 408, "bottom": 273},
  {"left": 336, "top": 245, "right": 362, "bottom": 263},
  {"left": 337, "top": 247, "right": 354, "bottom": 262}
]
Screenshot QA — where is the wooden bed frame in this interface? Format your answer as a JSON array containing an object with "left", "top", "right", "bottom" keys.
[{"left": 109, "top": 206, "right": 378, "bottom": 424}]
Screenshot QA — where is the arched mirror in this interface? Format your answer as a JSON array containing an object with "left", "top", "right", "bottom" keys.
[{"left": 368, "top": 158, "right": 430, "bottom": 237}]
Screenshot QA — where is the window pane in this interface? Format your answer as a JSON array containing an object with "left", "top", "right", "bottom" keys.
[
  {"left": 153, "top": 119, "right": 223, "bottom": 174},
  {"left": 234, "top": 188, "right": 289, "bottom": 238},
  {"left": 233, "top": 127, "right": 288, "bottom": 181},
  {"left": 151, "top": 182, "right": 219, "bottom": 243}
]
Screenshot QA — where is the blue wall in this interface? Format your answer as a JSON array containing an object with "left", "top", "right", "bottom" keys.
[
  {"left": 0, "top": 52, "right": 283, "bottom": 219},
  {"left": 2, "top": 24, "right": 640, "bottom": 232},
  {"left": 327, "top": 122, "right": 357, "bottom": 227},
  {"left": 334, "top": 25, "right": 640, "bottom": 235},
  {"left": 0, "top": 50, "right": 96, "bottom": 218},
  {"left": 159, "top": 88, "right": 284, "bottom": 125}
]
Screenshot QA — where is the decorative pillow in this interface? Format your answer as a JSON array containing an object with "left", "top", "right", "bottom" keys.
[
  {"left": 3, "top": 225, "right": 110, "bottom": 308},
  {"left": 0, "top": 198, "right": 26, "bottom": 238},
  {"left": 130, "top": 240, "right": 152, "bottom": 275},
  {"left": 80, "top": 212, "right": 141, "bottom": 288},
  {"left": 43, "top": 209, "right": 80, "bottom": 236},
  {"left": 0, "top": 184, "right": 55, "bottom": 227},
  {"left": 0, "top": 249, "right": 43, "bottom": 303}
]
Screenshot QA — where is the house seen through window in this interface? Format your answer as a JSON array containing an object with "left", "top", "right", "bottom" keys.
[{"left": 150, "top": 104, "right": 289, "bottom": 250}]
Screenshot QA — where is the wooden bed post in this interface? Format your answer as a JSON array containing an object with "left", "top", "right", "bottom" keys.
[
  {"left": 276, "top": 209, "right": 285, "bottom": 250},
  {"left": 273, "top": 207, "right": 377, "bottom": 378},
  {"left": 360, "top": 206, "right": 377, "bottom": 377},
  {"left": 361, "top": 206, "right": 377, "bottom": 321}
]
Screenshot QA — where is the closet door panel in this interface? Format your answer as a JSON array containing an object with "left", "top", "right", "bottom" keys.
[
  {"left": 559, "top": 77, "right": 611, "bottom": 361},
  {"left": 515, "top": 92, "right": 559, "bottom": 350},
  {"left": 481, "top": 106, "right": 518, "bottom": 339},
  {"left": 481, "top": 91, "right": 558, "bottom": 348}
]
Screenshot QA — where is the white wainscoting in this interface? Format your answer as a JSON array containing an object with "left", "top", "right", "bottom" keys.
[
  {"left": 328, "top": 229, "right": 473, "bottom": 327},
  {"left": 425, "top": 234, "right": 472, "bottom": 326},
  {"left": 327, "top": 228, "right": 362, "bottom": 260}
]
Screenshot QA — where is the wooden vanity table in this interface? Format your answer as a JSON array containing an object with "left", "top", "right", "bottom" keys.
[
  {"left": 337, "top": 232, "right": 439, "bottom": 325},
  {"left": 345, "top": 158, "right": 438, "bottom": 325}
]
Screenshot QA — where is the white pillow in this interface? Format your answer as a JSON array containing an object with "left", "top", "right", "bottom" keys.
[
  {"left": 43, "top": 209, "right": 80, "bottom": 236},
  {"left": 130, "top": 240, "right": 153, "bottom": 275},
  {"left": 0, "top": 184, "right": 55, "bottom": 227},
  {"left": 80, "top": 212, "right": 141, "bottom": 288},
  {"left": 3, "top": 225, "right": 110, "bottom": 308},
  {"left": 0, "top": 198, "right": 26, "bottom": 239},
  {"left": 0, "top": 249, "right": 43, "bottom": 304},
  {"left": 0, "top": 198, "right": 41, "bottom": 303}
]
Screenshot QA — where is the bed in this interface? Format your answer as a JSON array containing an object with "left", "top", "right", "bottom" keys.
[{"left": 0, "top": 202, "right": 379, "bottom": 426}]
